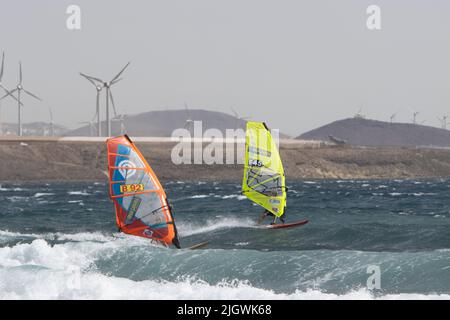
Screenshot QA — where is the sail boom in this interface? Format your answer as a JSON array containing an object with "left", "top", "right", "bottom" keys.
[{"left": 110, "top": 189, "right": 159, "bottom": 199}]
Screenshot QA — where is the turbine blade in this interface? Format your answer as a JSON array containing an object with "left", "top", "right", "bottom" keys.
[
  {"left": 184, "top": 102, "right": 191, "bottom": 118},
  {"left": 110, "top": 62, "right": 130, "bottom": 83},
  {"left": 23, "top": 88, "right": 42, "bottom": 101},
  {"left": 0, "top": 86, "right": 20, "bottom": 103},
  {"left": 109, "top": 89, "right": 117, "bottom": 118},
  {"left": 80, "top": 72, "right": 104, "bottom": 84},
  {"left": 80, "top": 73, "right": 98, "bottom": 87},
  {"left": 111, "top": 77, "right": 123, "bottom": 85},
  {"left": 0, "top": 51, "right": 4, "bottom": 81},
  {"left": 230, "top": 107, "right": 238, "bottom": 118},
  {"left": 19, "top": 62, "right": 22, "bottom": 84}
]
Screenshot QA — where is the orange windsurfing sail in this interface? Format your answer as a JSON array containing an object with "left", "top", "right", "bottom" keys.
[{"left": 106, "top": 135, "right": 181, "bottom": 248}]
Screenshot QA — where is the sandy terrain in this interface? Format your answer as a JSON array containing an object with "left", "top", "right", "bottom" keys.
[{"left": 1, "top": 138, "right": 450, "bottom": 182}]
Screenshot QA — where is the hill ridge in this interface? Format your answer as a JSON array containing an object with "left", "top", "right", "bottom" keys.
[{"left": 298, "top": 117, "right": 450, "bottom": 147}]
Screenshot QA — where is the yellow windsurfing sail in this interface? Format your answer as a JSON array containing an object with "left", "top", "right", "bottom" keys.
[{"left": 242, "top": 122, "right": 286, "bottom": 217}]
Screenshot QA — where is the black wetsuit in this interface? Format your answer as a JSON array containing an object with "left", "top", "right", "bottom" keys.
[{"left": 262, "top": 209, "right": 285, "bottom": 224}]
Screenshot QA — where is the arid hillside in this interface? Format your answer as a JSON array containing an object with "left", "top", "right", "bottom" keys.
[
  {"left": 1, "top": 139, "right": 450, "bottom": 182},
  {"left": 298, "top": 117, "right": 450, "bottom": 148}
]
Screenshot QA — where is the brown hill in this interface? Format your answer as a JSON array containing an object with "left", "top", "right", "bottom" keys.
[
  {"left": 2, "top": 139, "right": 450, "bottom": 182},
  {"left": 66, "top": 109, "right": 248, "bottom": 137},
  {"left": 298, "top": 118, "right": 450, "bottom": 148}
]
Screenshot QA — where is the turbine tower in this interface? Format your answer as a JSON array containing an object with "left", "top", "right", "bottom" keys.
[
  {"left": 1, "top": 62, "right": 41, "bottom": 136},
  {"left": 438, "top": 115, "right": 449, "bottom": 129},
  {"left": 80, "top": 73, "right": 103, "bottom": 136},
  {"left": 48, "top": 106, "right": 54, "bottom": 136},
  {"left": 390, "top": 113, "right": 397, "bottom": 124},
  {"left": 412, "top": 111, "right": 419, "bottom": 125},
  {"left": 183, "top": 102, "right": 194, "bottom": 134},
  {"left": 112, "top": 114, "right": 127, "bottom": 135},
  {"left": 0, "top": 51, "right": 22, "bottom": 134},
  {"left": 80, "top": 62, "right": 130, "bottom": 137}
]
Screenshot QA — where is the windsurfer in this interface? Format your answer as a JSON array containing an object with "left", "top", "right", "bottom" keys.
[{"left": 258, "top": 209, "right": 286, "bottom": 225}]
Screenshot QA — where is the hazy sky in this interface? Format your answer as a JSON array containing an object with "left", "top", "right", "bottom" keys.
[{"left": 1, "top": 0, "right": 450, "bottom": 136}]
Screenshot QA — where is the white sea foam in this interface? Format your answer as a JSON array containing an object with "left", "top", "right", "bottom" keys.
[
  {"left": 0, "top": 230, "right": 115, "bottom": 243},
  {"left": 68, "top": 191, "right": 90, "bottom": 196},
  {"left": 0, "top": 234, "right": 450, "bottom": 300},
  {"left": 217, "top": 194, "right": 247, "bottom": 200},
  {"left": 1, "top": 267, "right": 449, "bottom": 300},
  {"left": 189, "top": 194, "right": 210, "bottom": 199},
  {"left": 177, "top": 217, "right": 258, "bottom": 237},
  {"left": 0, "top": 186, "right": 24, "bottom": 192},
  {"left": 7, "top": 196, "right": 27, "bottom": 202},
  {"left": 34, "top": 193, "right": 55, "bottom": 198}
]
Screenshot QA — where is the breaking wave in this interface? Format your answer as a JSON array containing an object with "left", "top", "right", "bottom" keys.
[
  {"left": 177, "top": 217, "right": 258, "bottom": 237},
  {"left": 0, "top": 235, "right": 449, "bottom": 300}
]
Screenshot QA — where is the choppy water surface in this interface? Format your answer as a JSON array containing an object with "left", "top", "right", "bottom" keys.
[{"left": 1, "top": 179, "right": 450, "bottom": 299}]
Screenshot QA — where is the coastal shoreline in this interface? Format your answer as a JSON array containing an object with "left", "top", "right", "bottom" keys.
[{"left": 1, "top": 138, "right": 450, "bottom": 182}]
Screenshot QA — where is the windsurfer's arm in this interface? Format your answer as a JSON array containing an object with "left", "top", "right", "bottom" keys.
[{"left": 257, "top": 212, "right": 266, "bottom": 224}]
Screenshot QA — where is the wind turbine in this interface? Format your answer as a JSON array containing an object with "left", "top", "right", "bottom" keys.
[
  {"left": 1, "top": 62, "right": 42, "bottom": 136},
  {"left": 80, "top": 73, "right": 103, "bottom": 136},
  {"left": 183, "top": 102, "right": 194, "bottom": 134},
  {"left": 231, "top": 106, "right": 251, "bottom": 129},
  {"left": 112, "top": 114, "right": 127, "bottom": 135},
  {"left": 412, "top": 111, "right": 419, "bottom": 125},
  {"left": 0, "top": 51, "right": 22, "bottom": 135},
  {"left": 78, "top": 120, "right": 96, "bottom": 136},
  {"left": 390, "top": 113, "right": 397, "bottom": 124},
  {"left": 48, "top": 106, "right": 54, "bottom": 136},
  {"left": 438, "top": 115, "right": 449, "bottom": 129},
  {"left": 0, "top": 52, "right": 21, "bottom": 105},
  {"left": 80, "top": 62, "right": 129, "bottom": 137}
]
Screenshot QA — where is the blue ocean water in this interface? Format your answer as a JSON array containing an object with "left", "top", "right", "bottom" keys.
[{"left": 1, "top": 179, "right": 450, "bottom": 299}]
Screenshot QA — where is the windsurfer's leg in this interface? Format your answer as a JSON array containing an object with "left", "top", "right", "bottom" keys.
[
  {"left": 280, "top": 213, "right": 286, "bottom": 224},
  {"left": 258, "top": 212, "right": 267, "bottom": 224},
  {"left": 270, "top": 216, "right": 277, "bottom": 225}
]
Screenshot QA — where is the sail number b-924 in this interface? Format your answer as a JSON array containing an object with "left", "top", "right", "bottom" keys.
[{"left": 120, "top": 183, "right": 145, "bottom": 193}]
